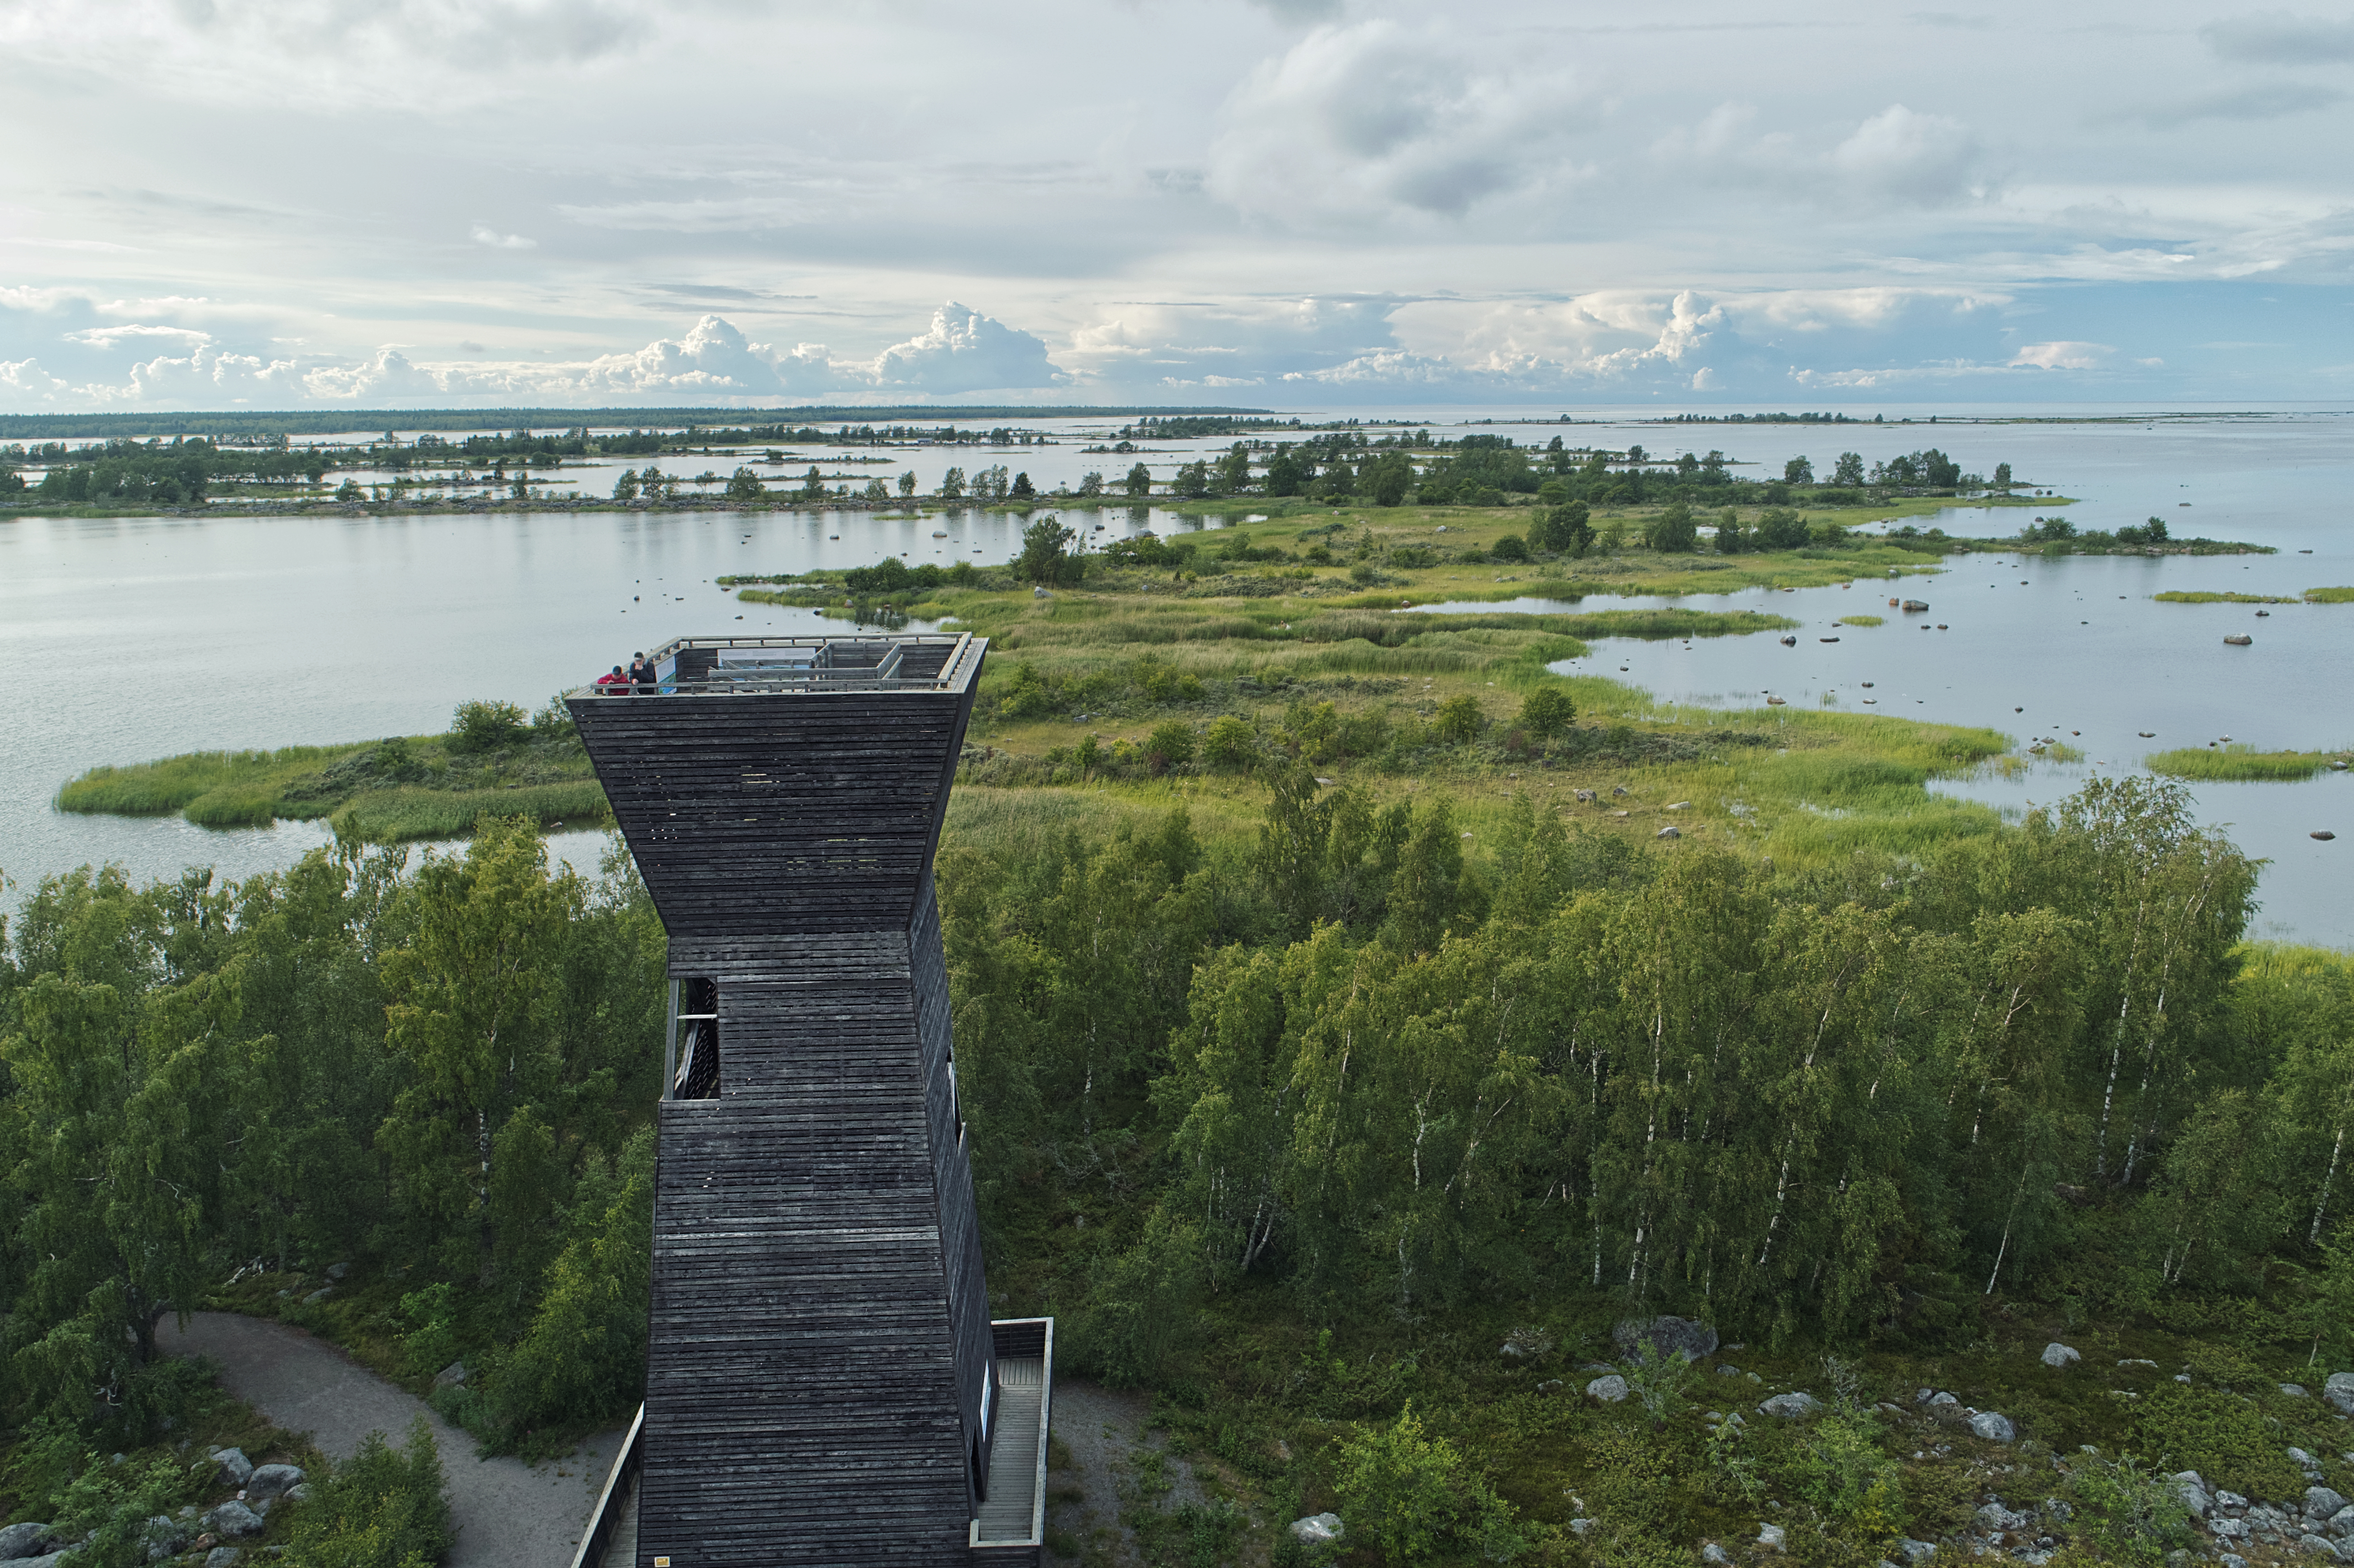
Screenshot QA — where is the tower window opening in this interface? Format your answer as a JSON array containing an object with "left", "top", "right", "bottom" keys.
[{"left": 671, "top": 976, "right": 720, "bottom": 1100}]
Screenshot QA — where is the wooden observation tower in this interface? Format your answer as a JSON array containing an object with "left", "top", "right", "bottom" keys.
[{"left": 565, "top": 633, "right": 1050, "bottom": 1568}]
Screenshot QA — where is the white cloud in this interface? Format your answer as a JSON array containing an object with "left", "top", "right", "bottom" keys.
[
  {"left": 63, "top": 324, "right": 212, "bottom": 349},
  {"left": 1828, "top": 105, "right": 1985, "bottom": 206},
  {"left": 1205, "top": 20, "right": 1585, "bottom": 227},
  {"left": 2009, "top": 341, "right": 2111, "bottom": 370},
  {"left": 470, "top": 224, "right": 537, "bottom": 250},
  {"left": 574, "top": 315, "right": 806, "bottom": 396},
  {"left": 867, "top": 302, "right": 1062, "bottom": 393}
]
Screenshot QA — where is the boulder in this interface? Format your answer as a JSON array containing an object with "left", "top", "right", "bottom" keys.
[
  {"left": 2043, "top": 1342, "right": 2081, "bottom": 1369},
  {"left": 1613, "top": 1315, "right": 1719, "bottom": 1361},
  {"left": 2179, "top": 1480, "right": 2213, "bottom": 1518},
  {"left": 1719, "top": 1364, "right": 1744, "bottom": 1377},
  {"left": 435, "top": 1360, "right": 467, "bottom": 1388},
  {"left": 205, "top": 1551, "right": 242, "bottom": 1568},
  {"left": 211, "top": 1448, "right": 254, "bottom": 1489},
  {"left": 325, "top": 1262, "right": 348, "bottom": 1280},
  {"left": 0, "top": 1554, "right": 69, "bottom": 1568},
  {"left": 1761, "top": 1393, "right": 1821, "bottom": 1419},
  {"left": 2327, "top": 1373, "right": 2354, "bottom": 1416},
  {"left": 1587, "top": 1375, "right": 1630, "bottom": 1403},
  {"left": 1656, "top": 826, "right": 1681, "bottom": 839},
  {"left": 2311, "top": 1489, "right": 2351, "bottom": 1522},
  {"left": 144, "top": 1513, "right": 191, "bottom": 1562},
  {"left": 1976, "top": 1502, "right": 2030, "bottom": 1533},
  {"left": 1569, "top": 1518, "right": 1597, "bottom": 1536},
  {"left": 1702, "top": 1545, "right": 1732, "bottom": 1565},
  {"left": 205, "top": 1503, "right": 265, "bottom": 1540},
  {"left": 2287, "top": 1385, "right": 2311, "bottom": 1398},
  {"left": 1895, "top": 1541, "right": 1938, "bottom": 1563},
  {"left": 284, "top": 1484, "right": 311, "bottom": 1505},
  {"left": 2294, "top": 1534, "right": 2341, "bottom": 1562},
  {"left": 1287, "top": 1513, "right": 1343, "bottom": 1547},
  {"left": 0, "top": 1524, "right": 54, "bottom": 1560},
  {"left": 1758, "top": 1522, "right": 1788, "bottom": 1551},
  {"left": 2332, "top": 1505, "right": 2354, "bottom": 1538},
  {"left": 302, "top": 1286, "right": 333, "bottom": 1305},
  {"left": 247, "top": 1464, "right": 305, "bottom": 1503},
  {"left": 1927, "top": 1391, "right": 1959, "bottom": 1409},
  {"left": 1970, "top": 1411, "right": 2017, "bottom": 1443}
]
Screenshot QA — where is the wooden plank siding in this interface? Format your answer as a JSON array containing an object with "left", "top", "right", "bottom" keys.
[{"left": 565, "top": 636, "right": 1034, "bottom": 1566}]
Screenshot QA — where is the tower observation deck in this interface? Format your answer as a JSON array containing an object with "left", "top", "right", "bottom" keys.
[{"left": 563, "top": 633, "right": 1050, "bottom": 1568}]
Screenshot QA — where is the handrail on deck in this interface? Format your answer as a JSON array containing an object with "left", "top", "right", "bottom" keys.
[
  {"left": 568, "top": 1402, "right": 645, "bottom": 1568},
  {"left": 563, "top": 632, "right": 976, "bottom": 701}
]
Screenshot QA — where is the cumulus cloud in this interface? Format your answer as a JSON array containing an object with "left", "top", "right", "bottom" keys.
[
  {"left": 868, "top": 302, "right": 1062, "bottom": 393},
  {"left": 2009, "top": 341, "right": 2111, "bottom": 370},
  {"left": 0, "top": 301, "right": 1068, "bottom": 409},
  {"left": 2202, "top": 11, "right": 2354, "bottom": 64},
  {"left": 1205, "top": 20, "right": 1585, "bottom": 226},
  {"left": 574, "top": 314, "right": 794, "bottom": 395},
  {"left": 1655, "top": 101, "right": 1987, "bottom": 208}
]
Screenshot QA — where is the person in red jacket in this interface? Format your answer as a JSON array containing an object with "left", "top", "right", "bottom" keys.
[{"left": 594, "top": 664, "right": 627, "bottom": 694}]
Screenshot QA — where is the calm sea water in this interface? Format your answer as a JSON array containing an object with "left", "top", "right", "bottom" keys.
[{"left": 3, "top": 408, "right": 2349, "bottom": 945}]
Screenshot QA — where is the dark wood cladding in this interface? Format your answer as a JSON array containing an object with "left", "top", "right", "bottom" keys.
[
  {"left": 912, "top": 875, "right": 994, "bottom": 1491},
  {"left": 569, "top": 685, "right": 981, "bottom": 938},
  {"left": 570, "top": 635, "right": 1016, "bottom": 1568}
]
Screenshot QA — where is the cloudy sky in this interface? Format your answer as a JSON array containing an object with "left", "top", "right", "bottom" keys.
[{"left": 4, "top": 0, "right": 2352, "bottom": 410}]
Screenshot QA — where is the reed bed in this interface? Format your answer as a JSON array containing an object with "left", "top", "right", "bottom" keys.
[{"left": 2143, "top": 745, "right": 2343, "bottom": 782}]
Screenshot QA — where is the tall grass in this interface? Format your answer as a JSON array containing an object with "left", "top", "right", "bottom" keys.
[
  {"left": 2152, "top": 591, "right": 2297, "bottom": 604},
  {"left": 57, "top": 745, "right": 351, "bottom": 815},
  {"left": 2143, "top": 745, "right": 2340, "bottom": 782},
  {"left": 2304, "top": 586, "right": 2354, "bottom": 604},
  {"left": 331, "top": 781, "right": 610, "bottom": 843}
]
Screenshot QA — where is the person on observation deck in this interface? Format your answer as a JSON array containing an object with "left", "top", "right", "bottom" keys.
[
  {"left": 595, "top": 664, "right": 627, "bottom": 694},
  {"left": 628, "top": 651, "right": 654, "bottom": 692}
]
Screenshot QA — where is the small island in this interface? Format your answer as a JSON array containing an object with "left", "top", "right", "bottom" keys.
[
  {"left": 58, "top": 699, "right": 604, "bottom": 842},
  {"left": 2145, "top": 744, "right": 2354, "bottom": 782}
]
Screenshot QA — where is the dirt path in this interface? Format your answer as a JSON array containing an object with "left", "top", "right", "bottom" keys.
[
  {"left": 163, "top": 1312, "right": 626, "bottom": 1568},
  {"left": 1045, "top": 1380, "right": 1219, "bottom": 1568}
]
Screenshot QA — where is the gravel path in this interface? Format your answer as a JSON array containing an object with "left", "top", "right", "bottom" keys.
[
  {"left": 1044, "top": 1380, "right": 1211, "bottom": 1568},
  {"left": 163, "top": 1312, "right": 627, "bottom": 1568}
]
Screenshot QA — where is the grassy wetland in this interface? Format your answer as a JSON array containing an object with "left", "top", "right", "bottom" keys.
[{"left": 56, "top": 698, "right": 605, "bottom": 842}]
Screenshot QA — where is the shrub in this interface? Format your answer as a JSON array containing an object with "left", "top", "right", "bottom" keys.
[
  {"left": 2066, "top": 1453, "right": 2197, "bottom": 1567},
  {"left": 2127, "top": 1382, "right": 2304, "bottom": 1500},
  {"left": 447, "top": 700, "right": 528, "bottom": 753},
  {"left": 1491, "top": 534, "right": 1530, "bottom": 561},
  {"left": 1756, "top": 507, "right": 1810, "bottom": 550},
  {"left": 281, "top": 1417, "right": 454, "bottom": 1568},
  {"left": 1202, "top": 715, "right": 1257, "bottom": 771},
  {"left": 1332, "top": 1402, "right": 1523, "bottom": 1565},
  {"left": 1145, "top": 721, "right": 1196, "bottom": 771},
  {"left": 1519, "top": 686, "right": 1575, "bottom": 739},
  {"left": 994, "top": 663, "right": 1053, "bottom": 721},
  {"left": 1643, "top": 502, "right": 1698, "bottom": 553},
  {"left": 1533, "top": 501, "right": 1592, "bottom": 554},
  {"left": 1434, "top": 694, "right": 1484, "bottom": 745}
]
